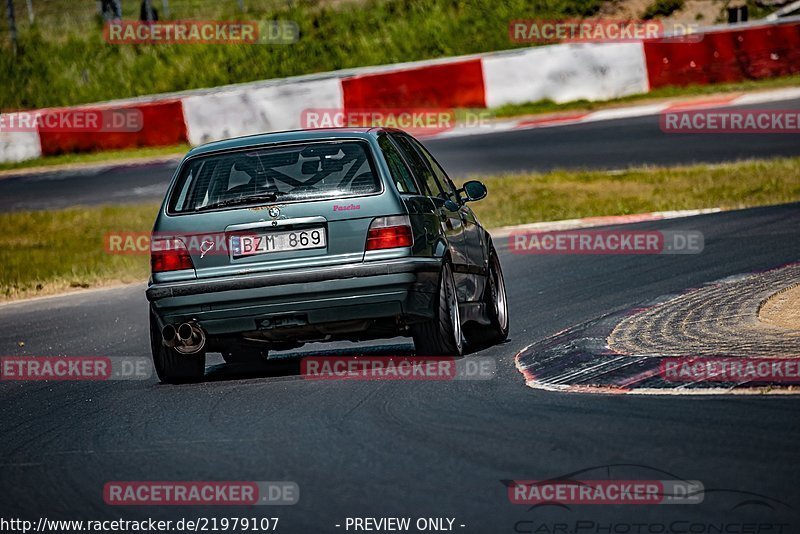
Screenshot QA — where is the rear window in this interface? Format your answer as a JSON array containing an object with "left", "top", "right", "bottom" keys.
[{"left": 168, "top": 141, "right": 380, "bottom": 213}]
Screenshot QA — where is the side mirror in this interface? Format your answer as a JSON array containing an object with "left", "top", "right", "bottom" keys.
[{"left": 461, "top": 180, "right": 487, "bottom": 202}]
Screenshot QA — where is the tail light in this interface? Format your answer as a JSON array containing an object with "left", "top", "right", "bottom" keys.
[
  {"left": 151, "top": 237, "right": 194, "bottom": 273},
  {"left": 366, "top": 216, "right": 413, "bottom": 251}
]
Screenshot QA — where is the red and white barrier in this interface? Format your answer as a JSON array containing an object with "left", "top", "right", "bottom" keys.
[
  {"left": 342, "top": 59, "right": 486, "bottom": 111},
  {"left": 483, "top": 42, "right": 648, "bottom": 107},
  {"left": 0, "top": 112, "right": 42, "bottom": 162},
  {"left": 644, "top": 21, "right": 800, "bottom": 88},
  {"left": 182, "top": 78, "right": 343, "bottom": 145},
  {"left": 38, "top": 100, "right": 187, "bottom": 156},
  {"left": 2, "top": 18, "right": 799, "bottom": 164}
]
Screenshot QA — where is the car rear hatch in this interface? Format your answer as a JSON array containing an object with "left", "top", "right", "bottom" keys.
[
  {"left": 182, "top": 194, "right": 403, "bottom": 279},
  {"left": 154, "top": 139, "right": 407, "bottom": 280}
]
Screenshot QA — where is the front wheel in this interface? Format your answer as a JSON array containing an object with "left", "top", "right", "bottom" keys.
[
  {"left": 464, "top": 249, "right": 509, "bottom": 348},
  {"left": 150, "top": 313, "right": 205, "bottom": 384},
  {"left": 412, "top": 262, "right": 464, "bottom": 356}
]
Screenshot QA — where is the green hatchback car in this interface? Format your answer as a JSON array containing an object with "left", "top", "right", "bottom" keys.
[{"left": 146, "top": 128, "right": 508, "bottom": 383}]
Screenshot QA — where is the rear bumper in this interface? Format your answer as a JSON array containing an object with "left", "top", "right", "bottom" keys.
[{"left": 147, "top": 258, "right": 441, "bottom": 336}]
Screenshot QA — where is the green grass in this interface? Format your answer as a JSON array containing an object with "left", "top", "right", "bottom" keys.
[
  {"left": 1, "top": 0, "right": 606, "bottom": 110},
  {"left": 0, "top": 144, "right": 189, "bottom": 173},
  {"left": 643, "top": 0, "right": 685, "bottom": 20},
  {"left": 743, "top": 1, "right": 773, "bottom": 21},
  {"left": 2, "top": 156, "right": 799, "bottom": 301},
  {"left": 492, "top": 74, "right": 800, "bottom": 118},
  {"left": 0, "top": 203, "right": 158, "bottom": 301},
  {"left": 0, "top": 0, "right": 780, "bottom": 114},
  {"left": 458, "top": 158, "right": 800, "bottom": 229}
]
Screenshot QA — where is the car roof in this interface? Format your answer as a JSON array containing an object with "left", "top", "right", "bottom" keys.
[{"left": 186, "top": 127, "right": 401, "bottom": 158}]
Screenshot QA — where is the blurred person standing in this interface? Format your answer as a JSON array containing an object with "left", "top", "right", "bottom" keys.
[
  {"left": 140, "top": 0, "right": 158, "bottom": 21},
  {"left": 101, "top": 0, "right": 122, "bottom": 20}
]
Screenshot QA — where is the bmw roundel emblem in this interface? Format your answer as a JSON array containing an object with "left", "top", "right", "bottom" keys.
[{"left": 268, "top": 206, "right": 281, "bottom": 219}]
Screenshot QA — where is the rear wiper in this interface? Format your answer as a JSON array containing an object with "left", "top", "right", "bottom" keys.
[{"left": 195, "top": 192, "right": 280, "bottom": 212}]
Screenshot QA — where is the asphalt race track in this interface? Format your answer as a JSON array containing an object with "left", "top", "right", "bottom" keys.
[
  {"left": 1, "top": 98, "right": 800, "bottom": 212},
  {"left": 1, "top": 203, "right": 799, "bottom": 531}
]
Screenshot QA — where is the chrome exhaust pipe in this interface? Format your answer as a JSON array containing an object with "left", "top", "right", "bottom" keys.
[
  {"left": 161, "top": 324, "right": 178, "bottom": 348},
  {"left": 177, "top": 322, "right": 194, "bottom": 343},
  {"left": 175, "top": 322, "right": 206, "bottom": 355}
]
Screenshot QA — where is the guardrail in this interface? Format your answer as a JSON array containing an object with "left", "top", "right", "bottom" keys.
[{"left": 2, "top": 17, "right": 799, "bottom": 164}]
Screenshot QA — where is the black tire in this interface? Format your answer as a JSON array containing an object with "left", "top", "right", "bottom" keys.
[
  {"left": 412, "top": 262, "right": 464, "bottom": 356},
  {"left": 464, "top": 247, "right": 509, "bottom": 348},
  {"left": 149, "top": 313, "right": 205, "bottom": 384}
]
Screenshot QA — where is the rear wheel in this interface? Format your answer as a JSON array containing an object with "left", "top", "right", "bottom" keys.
[
  {"left": 150, "top": 313, "right": 205, "bottom": 384},
  {"left": 464, "top": 248, "right": 509, "bottom": 348},
  {"left": 412, "top": 262, "right": 464, "bottom": 356}
]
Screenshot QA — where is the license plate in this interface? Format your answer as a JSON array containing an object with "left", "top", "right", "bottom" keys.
[{"left": 231, "top": 228, "right": 327, "bottom": 258}]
